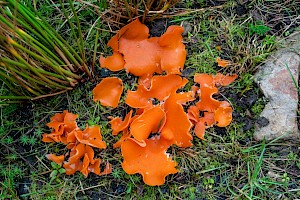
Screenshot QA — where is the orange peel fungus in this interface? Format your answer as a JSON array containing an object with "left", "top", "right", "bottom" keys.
[
  {"left": 188, "top": 73, "right": 237, "bottom": 140},
  {"left": 42, "top": 19, "right": 238, "bottom": 186},
  {"left": 121, "top": 137, "right": 178, "bottom": 186},
  {"left": 96, "top": 19, "right": 237, "bottom": 185},
  {"left": 216, "top": 57, "right": 230, "bottom": 68},
  {"left": 42, "top": 111, "right": 111, "bottom": 177},
  {"left": 105, "top": 74, "right": 195, "bottom": 185},
  {"left": 99, "top": 19, "right": 186, "bottom": 87},
  {"left": 93, "top": 77, "right": 123, "bottom": 108},
  {"left": 42, "top": 110, "right": 78, "bottom": 144}
]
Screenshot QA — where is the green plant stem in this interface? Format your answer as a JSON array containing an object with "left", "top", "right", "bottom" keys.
[
  {"left": 0, "top": 16, "right": 65, "bottom": 68},
  {"left": 0, "top": 96, "right": 32, "bottom": 100},
  {"left": 92, "top": 27, "right": 100, "bottom": 73},
  {"left": 0, "top": 0, "right": 93, "bottom": 100},
  {"left": 59, "top": 0, "right": 81, "bottom": 57},
  {"left": 1, "top": 10, "right": 67, "bottom": 66},
  {"left": 57, "top": 0, "right": 91, "bottom": 79},
  {"left": 6, "top": 37, "right": 64, "bottom": 70},
  {"left": 7, "top": 46, "right": 71, "bottom": 90},
  {"left": 5, "top": 36, "right": 81, "bottom": 81},
  {"left": 1, "top": 64, "right": 41, "bottom": 96},
  {"left": 68, "top": 0, "right": 85, "bottom": 63},
  {"left": 0, "top": 70, "right": 24, "bottom": 95},
  {"left": 5, "top": 0, "right": 53, "bottom": 47},
  {"left": 6, "top": 0, "right": 90, "bottom": 77},
  {"left": 1, "top": 57, "right": 80, "bottom": 81},
  {"left": 1, "top": 59, "right": 51, "bottom": 92},
  {"left": 1, "top": 8, "right": 49, "bottom": 45}
]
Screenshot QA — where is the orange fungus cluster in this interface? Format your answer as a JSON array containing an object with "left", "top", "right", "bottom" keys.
[
  {"left": 188, "top": 73, "right": 237, "bottom": 140},
  {"left": 92, "top": 19, "right": 237, "bottom": 186},
  {"left": 100, "top": 19, "right": 186, "bottom": 88},
  {"left": 42, "top": 110, "right": 111, "bottom": 177},
  {"left": 42, "top": 19, "right": 237, "bottom": 186}
]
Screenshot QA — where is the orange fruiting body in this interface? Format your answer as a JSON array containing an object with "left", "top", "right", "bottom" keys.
[{"left": 93, "top": 77, "right": 123, "bottom": 108}]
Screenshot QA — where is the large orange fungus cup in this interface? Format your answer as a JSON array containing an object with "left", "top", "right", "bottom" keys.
[{"left": 121, "top": 137, "right": 178, "bottom": 186}]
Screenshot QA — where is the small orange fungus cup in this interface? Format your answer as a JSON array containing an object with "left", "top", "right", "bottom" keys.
[
  {"left": 93, "top": 77, "right": 123, "bottom": 108},
  {"left": 216, "top": 57, "right": 231, "bottom": 68}
]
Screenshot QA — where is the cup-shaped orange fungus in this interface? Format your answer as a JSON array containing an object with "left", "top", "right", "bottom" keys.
[
  {"left": 194, "top": 121, "right": 206, "bottom": 140},
  {"left": 160, "top": 91, "right": 195, "bottom": 147},
  {"left": 42, "top": 19, "right": 240, "bottom": 185},
  {"left": 124, "top": 74, "right": 194, "bottom": 148},
  {"left": 100, "top": 162, "right": 113, "bottom": 176},
  {"left": 42, "top": 110, "right": 78, "bottom": 144},
  {"left": 195, "top": 84, "right": 220, "bottom": 112},
  {"left": 93, "top": 77, "right": 123, "bottom": 108},
  {"left": 100, "top": 52, "right": 125, "bottom": 71},
  {"left": 194, "top": 73, "right": 238, "bottom": 87},
  {"left": 194, "top": 73, "right": 237, "bottom": 112},
  {"left": 42, "top": 111, "right": 110, "bottom": 177},
  {"left": 75, "top": 125, "right": 107, "bottom": 149},
  {"left": 113, "top": 128, "right": 131, "bottom": 149},
  {"left": 214, "top": 103, "right": 233, "bottom": 127},
  {"left": 99, "top": 35, "right": 125, "bottom": 71},
  {"left": 191, "top": 112, "right": 215, "bottom": 140},
  {"left": 216, "top": 57, "right": 230, "bottom": 68},
  {"left": 121, "top": 137, "right": 178, "bottom": 186},
  {"left": 100, "top": 19, "right": 186, "bottom": 80},
  {"left": 138, "top": 73, "right": 153, "bottom": 88},
  {"left": 158, "top": 27, "right": 186, "bottom": 74},
  {"left": 106, "top": 73, "right": 196, "bottom": 185},
  {"left": 214, "top": 73, "right": 238, "bottom": 86},
  {"left": 80, "top": 145, "right": 100, "bottom": 177},
  {"left": 187, "top": 105, "right": 200, "bottom": 123},
  {"left": 46, "top": 154, "right": 65, "bottom": 166},
  {"left": 63, "top": 143, "right": 86, "bottom": 175},
  {"left": 194, "top": 73, "right": 214, "bottom": 87},
  {"left": 189, "top": 73, "right": 237, "bottom": 140},
  {"left": 109, "top": 110, "right": 133, "bottom": 136},
  {"left": 130, "top": 106, "right": 166, "bottom": 142},
  {"left": 109, "top": 112, "right": 142, "bottom": 148},
  {"left": 125, "top": 86, "right": 153, "bottom": 109},
  {"left": 146, "top": 75, "right": 188, "bottom": 100},
  {"left": 81, "top": 154, "right": 101, "bottom": 177},
  {"left": 125, "top": 74, "right": 189, "bottom": 108},
  {"left": 63, "top": 143, "right": 106, "bottom": 177},
  {"left": 81, "top": 145, "right": 112, "bottom": 177},
  {"left": 62, "top": 142, "right": 110, "bottom": 177}
]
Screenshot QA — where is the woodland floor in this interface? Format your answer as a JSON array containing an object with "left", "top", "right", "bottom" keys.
[{"left": 1, "top": 0, "right": 300, "bottom": 199}]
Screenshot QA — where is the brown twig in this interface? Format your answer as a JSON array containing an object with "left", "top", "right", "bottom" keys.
[{"left": 31, "top": 89, "right": 70, "bottom": 100}]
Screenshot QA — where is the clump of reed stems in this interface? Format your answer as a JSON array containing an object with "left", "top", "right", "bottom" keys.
[{"left": 0, "top": 0, "right": 91, "bottom": 101}]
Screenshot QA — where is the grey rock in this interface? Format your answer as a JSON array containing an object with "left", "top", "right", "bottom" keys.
[{"left": 254, "top": 34, "right": 300, "bottom": 141}]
